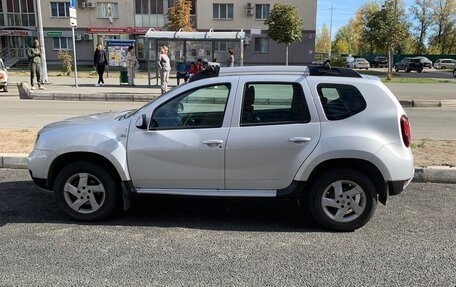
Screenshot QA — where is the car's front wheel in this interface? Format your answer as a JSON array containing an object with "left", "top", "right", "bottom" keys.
[
  {"left": 54, "top": 161, "right": 119, "bottom": 221},
  {"left": 308, "top": 169, "right": 377, "bottom": 232}
]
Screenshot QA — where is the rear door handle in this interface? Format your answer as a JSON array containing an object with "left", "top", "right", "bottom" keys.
[
  {"left": 202, "top": 139, "right": 224, "bottom": 145},
  {"left": 289, "top": 137, "right": 311, "bottom": 143}
]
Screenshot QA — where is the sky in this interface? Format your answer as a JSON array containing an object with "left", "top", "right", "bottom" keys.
[{"left": 316, "top": 0, "right": 415, "bottom": 38}]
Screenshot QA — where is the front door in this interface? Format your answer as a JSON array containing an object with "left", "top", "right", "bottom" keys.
[
  {"left": 225, "top": 79, "right": 321, "bottom": 190},
  {"left": 127, "top": 83, "right": 233, "bottom": 189}
]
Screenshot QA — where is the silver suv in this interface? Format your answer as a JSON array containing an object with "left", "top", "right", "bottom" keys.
[{"left": 28, "top": 65, "right": 414, "bottom": 231}]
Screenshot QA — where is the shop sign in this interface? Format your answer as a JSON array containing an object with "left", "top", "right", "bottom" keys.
[
  {"left": 87, "top": 27, "right": 161, "bottom": 34},
  {"left": 1, "top": 30, "right": 32, "bottom": 36},
  {"left": 47, "top": 31, "right": 63, "bottom": 37}
]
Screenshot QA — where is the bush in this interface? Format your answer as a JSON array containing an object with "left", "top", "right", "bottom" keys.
[
  {"left": 330, "top": 57, "right": 347, "bottom": 68},
  {"left": 57, "top": 50, "right": 73, "bottom": 76}
]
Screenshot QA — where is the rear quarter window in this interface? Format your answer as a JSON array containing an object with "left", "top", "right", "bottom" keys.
[{"left": 317, "top": 84, "right": 367, "bottom": 121}]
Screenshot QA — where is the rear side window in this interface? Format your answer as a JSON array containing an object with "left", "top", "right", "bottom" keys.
[
  {"left": 317, "top": 84, "right": 367, "bottom": 121},
  {"left": 240, "top": 82, "right": 310, "bottom": 126}
]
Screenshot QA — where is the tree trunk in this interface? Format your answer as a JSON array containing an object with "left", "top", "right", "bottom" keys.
[{"left": 285, "top": 44, "right": 289, "bottom": 66}]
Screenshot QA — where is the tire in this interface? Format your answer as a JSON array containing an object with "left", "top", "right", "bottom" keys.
[
  {"left": 453, "top": 70, "right": 456, "bottom": 77},
  {"left": 307, "top": 168, "right": 377, "bottom": 232},
  {"left": 418, "top": 69, "right": 423, "bottom": 73},
  {"left": 54, "top": 161, "right": 119, "bottom": 221},
  {"left": 441, "top": 66, "right": 446, "bottom": 69},
  {"left": 3, "top": 86, "right": 7, "bottom": 92},
  {"left": 395, "top": 67, "right": 399, "bottom": 72}
]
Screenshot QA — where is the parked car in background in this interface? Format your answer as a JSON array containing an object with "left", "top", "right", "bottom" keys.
[
  {"left": 453, "top": 67, "right": 456, "bottom": 77},
  {"left": 394, "top": 57, "right": 424, "bottom": 73},
  {"left": 0, "top": 58, "right": 8, "bottom": 92},
  {"left": 28, "top": 65, "right": 414, "bottom": 232},
  {"left": 415, "top": 56, "right": 432, "bottom": 68},
  {"left": 433, "top": 59, "right": 456, "bottom": 69},
  {"left": 347, "top": 58, "right": 370, "bottom": 70},
  {"left": 372, "top": 56, "right": 388, "bottom": 68}
]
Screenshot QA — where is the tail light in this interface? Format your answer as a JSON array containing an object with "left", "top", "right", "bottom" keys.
[{"left": 400, "top": 115, "right": 411, "bottom": 147}]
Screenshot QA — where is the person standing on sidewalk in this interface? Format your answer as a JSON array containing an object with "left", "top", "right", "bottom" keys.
[
  {"left": 227, "top": 49, "right": 234, "bottom": 67},
  {"left": 157, "top": 46, "right": 170, "bottom": 94},
  {"left": 93, "top": 44, "right": 108, "bottom": 86},
  {"left": 125, "top": 46, "right": 138, "bottom": 86},
  {"left": 27, "top": 39, "right": 44, "bottom": 91}
]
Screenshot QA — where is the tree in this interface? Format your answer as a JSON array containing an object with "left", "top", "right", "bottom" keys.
[
  {"left": 410, "top": 0, "right": 434, "bottom": 53},
  {"left": 265, "top": 3, "right": 302, "bottom": 65},
  {"left": 355, "top": 1, "right": 380, "bottom": 53},
  {"left": 364, "top": 0, "right": 408, "bottom": 79},
  {"left": 428, "top": 0, "right": 456, "bottom": 54},
  {"left": 315, "top": 23, "right": 330, "bottom": 54},
  {"left": 167, "top": 0, "right": 194, "bottom": 32}
]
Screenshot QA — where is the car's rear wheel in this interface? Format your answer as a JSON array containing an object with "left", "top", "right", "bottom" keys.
[
  {"left": 308, "top": 169, "right": 377, "bottom": 232},
  {"left": 3, "top": 86, "right": 7, "bottom": 92},
  {"left": 54, "top": 161, "right": 118, "bottom": 221},
  {"left": 418, "top": 69, "right": 423, "bottom": 73},
  {"left": 395, "top": 67, "right": 399, "bottom": 72}
]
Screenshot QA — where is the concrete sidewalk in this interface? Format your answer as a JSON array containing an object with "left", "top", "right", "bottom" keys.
[
  {"left": 1, "top": 153, "right": 455, "bottom": 184},
  {"left": 10, "top": 75, "right": 456, "bottom": 107}
]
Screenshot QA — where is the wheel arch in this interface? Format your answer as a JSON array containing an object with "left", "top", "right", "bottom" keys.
[
  {"left": 305, "top": 158, "right": 387, "bottom": 201},
  {"left": 48, "top": 152, "right": 123, "bottom": 192}
]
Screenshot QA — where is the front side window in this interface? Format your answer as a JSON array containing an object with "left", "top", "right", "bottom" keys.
[
  {"left": 151, "top": 84, "right": 231, "bottom": 130},
  {"left": 51, "top": 2, "right": 70, "bottom": 17},
  {"left": 317, "top": 84, "right": 367, "bottom": 121},
  {"left": 240, "top": 83, "right": 310, "bottom": 126},
  {"left": 255, "top": 4, "right": 269, "bottom": 20},
  {"left": 213, "top": 3, "right": 233, "bottom": 19},
  {"left": 97, "top": 2, "right": 119, "bottom": 18}
]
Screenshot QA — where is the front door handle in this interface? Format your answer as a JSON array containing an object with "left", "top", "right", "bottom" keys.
[
  {"left": 202, "top": 139, "right": 224, "bottom": 146},
  {"left": 289, "top": 137, "right": 311, "bottom": 143}
]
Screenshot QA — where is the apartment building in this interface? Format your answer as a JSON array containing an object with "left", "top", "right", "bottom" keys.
[
  {"left": 197, "top": 0, "right": 316, "bottom": 65},
  {"left": 0, "top": 0, "right": 315, "bottom": 66}
]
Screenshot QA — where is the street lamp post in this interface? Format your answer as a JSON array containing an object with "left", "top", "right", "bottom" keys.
[{"left": 36, "top": 0, "right": 48, "bottom": 83}]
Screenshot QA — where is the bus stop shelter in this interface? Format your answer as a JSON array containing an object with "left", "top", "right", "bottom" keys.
[{"left": 145, "top": 29, "right": 245, "bottom": 86}]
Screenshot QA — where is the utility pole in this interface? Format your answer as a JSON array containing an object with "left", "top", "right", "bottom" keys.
[
  {"left": 328, "top": 0, "right": 334, "bottom": 59},
  {"left": 36, "top": 0, "right": 48, "bottom": 83}
]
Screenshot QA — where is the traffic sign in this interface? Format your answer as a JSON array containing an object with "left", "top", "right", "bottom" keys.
[
  {"left": 69, "top": 7, "right": 77, "bottom": 19},
  {"left": 70, "top": 0, "right": 75, "bottom": 8},
  {"left": 47, "top": 31, "right": 63, "bottom": 37},
  {"left": 70, "top": 18, "right": 77, "bottom": 27}
]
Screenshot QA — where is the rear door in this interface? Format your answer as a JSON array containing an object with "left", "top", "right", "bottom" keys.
[{"left": 225, "top": 76, "right": 320, "bottom": 190}]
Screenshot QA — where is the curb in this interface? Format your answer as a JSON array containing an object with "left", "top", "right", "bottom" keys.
[{"left": 1, "top": 155, "right": 455, "bottom": 184}]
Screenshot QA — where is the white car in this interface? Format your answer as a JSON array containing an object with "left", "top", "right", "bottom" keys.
[
  {"left": 28, "top": 65, "right": 414, "bottom": 231},
  {"left": 433, "top": 59, "right": 456, "bottom": 69},
  {"left": 347, "top": 58, "right": 370, "bottom": 70}
]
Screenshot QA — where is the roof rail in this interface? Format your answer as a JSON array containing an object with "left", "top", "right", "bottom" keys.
[
  {"left": 188, "top": 63, "right": 362, "bottom": 83},
  {"left": 308, "top": 60, "right": 362, "bottom": 78}
]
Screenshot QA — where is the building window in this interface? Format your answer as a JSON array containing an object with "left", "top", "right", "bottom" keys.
[
  {"left": 213, "top": 3, "right": 233, "bottom": 19},
  {"left": 135, "top": 0, "right": 165, "bottom": 14},
  {"left": 254, "top": 37, "right": 269, "bottom": 53},
  {"left": 255, "top": 4, "right": 269, "bottom": 20},
  {"left": 51, "top": 2, "right": 70, "bottom": 17},
  {"left": 53, "top": 37, "right": 73, "bottom": 50},
  {"left": 4, "top": 0, "right": 35, "bottom": 26},
  {"left": 97, "top": 2, "right": 119, "bottom": 18},
  {"left": 168, "top": 0, "right": 196, "bottom": 14}
]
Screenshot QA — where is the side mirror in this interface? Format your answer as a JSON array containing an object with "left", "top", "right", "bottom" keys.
[{"left": 135, "top": 114, "right": 148, "bottom": 130}]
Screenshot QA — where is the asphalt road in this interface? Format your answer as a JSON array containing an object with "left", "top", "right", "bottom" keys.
[{"left": 0, "top": 169, "right": 455, "bottom": 286}]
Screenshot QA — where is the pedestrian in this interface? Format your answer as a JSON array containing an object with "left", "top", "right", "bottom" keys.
[
  {"left": 125, "top": 45, "right": 138, "bottom": 86},
  {"left": 196, "top": 58, "right": 204, "bottom": 72},
  {"left": 227, "top": 49, "right": 234, "bottom": 67},
  {"left": 157, "top": 46, "right": 170, "bottom": 94},
  {"left": 93, "top": 44, "right": 108, "bottom": 86},
  {"left": 175, "top": 57, "right": 189, "bottom": 85},
  {"left": 189, "top": 62, "right": 197, "bottom": 78},
  {"left": 27, "top": 39, "right": 44, "bottom": 91}
]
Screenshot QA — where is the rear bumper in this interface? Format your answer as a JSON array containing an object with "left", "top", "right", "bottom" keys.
[
  {"left": 29, "top": 170, "right": 50, "bottom": 190},
  {"left": 388, "top": 178, "right": 412, "bottom": 196}
]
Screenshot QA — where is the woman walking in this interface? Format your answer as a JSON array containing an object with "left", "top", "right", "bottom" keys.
[
  {"left": 157, "top": 46, "right": 170, "bottom": 94},
  {"left": 126, "top": 46, "right": 138, "bottom": 86}
]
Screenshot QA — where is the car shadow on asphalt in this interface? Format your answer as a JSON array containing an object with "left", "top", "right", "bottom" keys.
[{"left": 0, "top": 180, "right": 326, "bottom": 233}]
